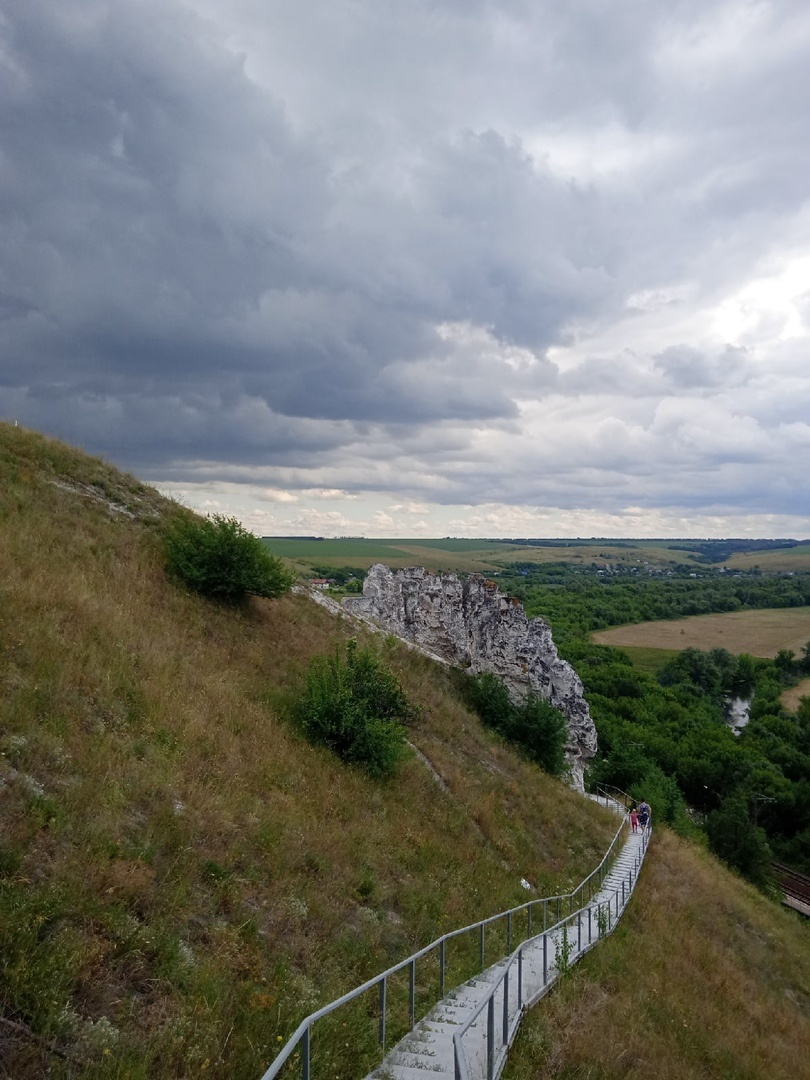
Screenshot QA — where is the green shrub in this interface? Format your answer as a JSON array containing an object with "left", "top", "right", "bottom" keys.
[
  {"left": 164, "top": 513, "right": 293, "bottom": 604},
  {"left": 294, "top": 639, "right": 415, "bottom": 777},
  {"left": 463, "top": 672, "right": 568, "bottom": 776}
]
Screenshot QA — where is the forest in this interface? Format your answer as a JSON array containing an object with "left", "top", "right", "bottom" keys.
[
  {"left": 496, "top": 563, "right": 810, "bottom": 638},
  {"left": 494, "top": 565, "right": 810, "bottom": 886}
]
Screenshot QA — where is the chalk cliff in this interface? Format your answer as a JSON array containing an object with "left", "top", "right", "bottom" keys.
[{"left": 343, "top": 564, "right": 597, "bottom": 789}]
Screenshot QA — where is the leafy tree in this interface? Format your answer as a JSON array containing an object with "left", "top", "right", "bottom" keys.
[
  {"left": 463, "top": 672, "right": 513, "bottom": 731},
  {"left": 774, "top": 649, "right": 797, "bottom": 679},
  {"left": 165, "top": 513, "right": 293, "bottom": 604},
  {"left": 463, "top": 673, "right": 568, "bottom": 776},
  {"left": 707, "top": 792, "right": 773, "bottom": 888},
  {"left": 730, "top": 653, "right": 757, "bottom": 696},
  {"left": 509, "top": 695, "right": 568, "bottom": 776},
  {"left": 294, "top": 639, "right": 415, "bottom": 777}
]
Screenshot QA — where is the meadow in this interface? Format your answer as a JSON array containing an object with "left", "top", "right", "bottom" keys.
[{"left": 591, "top": 607, "right": 810, "bottom": 658}]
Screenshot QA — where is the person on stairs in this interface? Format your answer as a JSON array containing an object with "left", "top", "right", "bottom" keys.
[{"left": 637, "top": 800, "right": 651, "bottom": 831}]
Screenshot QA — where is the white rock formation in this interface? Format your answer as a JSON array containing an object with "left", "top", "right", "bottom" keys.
[{"left": 343, "top": 564, "right": 597, "bottom": 789}]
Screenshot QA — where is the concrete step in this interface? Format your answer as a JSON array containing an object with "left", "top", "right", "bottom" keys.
[{"left": 371, "top": 1065, "right": 452, "bottom": 1078}]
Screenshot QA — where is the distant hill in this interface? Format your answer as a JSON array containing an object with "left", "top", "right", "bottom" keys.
[{"left": 1, "top": 423, "right": 808, "bottom": 1079}]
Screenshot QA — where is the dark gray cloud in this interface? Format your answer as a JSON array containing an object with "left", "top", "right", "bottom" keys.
[{"left": 2, "top": 0, "right": 810, "bottom": 535}]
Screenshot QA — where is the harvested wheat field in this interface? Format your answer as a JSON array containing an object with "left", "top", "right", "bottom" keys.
[
  {"left": 781, "top": 676, "right": 810, "bottom": 711},
  {"left": 592, "top": 607, "right": 810, "bottom": 658}
]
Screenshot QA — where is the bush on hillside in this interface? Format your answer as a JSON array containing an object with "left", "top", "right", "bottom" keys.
[
  {"left": 164, "top": 513, "right": 293, "bottom": 604},
  {"left": 464, "top": 672, "right": 568, "bottom": 776},
  {"left": 294, "top": 638, "right": 416, "bottom": 777}
]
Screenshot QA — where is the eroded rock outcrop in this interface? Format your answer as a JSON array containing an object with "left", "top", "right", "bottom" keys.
[{"left": 343, "top": 564, "right": 597, "bottom": 789}]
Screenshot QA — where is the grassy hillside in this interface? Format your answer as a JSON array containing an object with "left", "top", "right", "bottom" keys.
[
  {"left": 0, "top": 424, "right": 617, "bottom": 1079},
  {"left": 2, "top": 424, "right": 808, "bottom": 1080},
  {"left": 505, "top": 830, "right": 810, "bottom": 1080}
]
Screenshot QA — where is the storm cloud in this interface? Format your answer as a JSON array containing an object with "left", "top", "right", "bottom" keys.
[{"left": 2, "top": 0, "right": 810, "bottom": 536}]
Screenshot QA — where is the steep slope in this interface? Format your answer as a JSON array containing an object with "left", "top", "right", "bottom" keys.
[
  {"left": 504, "top": 829, "right": 810, "bottom": 1080},
  {"left": 3, "top": 424, "right": 807, "bottom": 1080},
  {"left": 0, "top": 424, "right": 617, "bottom": 1079}
]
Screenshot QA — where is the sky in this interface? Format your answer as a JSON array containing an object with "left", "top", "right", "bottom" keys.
[{"left": 3, "top": 0, "right": 810, "bottom": 539}]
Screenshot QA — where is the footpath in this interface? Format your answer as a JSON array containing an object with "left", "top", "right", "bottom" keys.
[{"left": 367, "top": 808, "right": 649, "bottom": 1080}]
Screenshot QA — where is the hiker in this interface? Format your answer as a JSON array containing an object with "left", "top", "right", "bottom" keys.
[
  {"left": 637, "top": 800, "right": 651, "bottom": 830},
  {"left": 629, "top": 807, "right": 639, "bottom": 833}
]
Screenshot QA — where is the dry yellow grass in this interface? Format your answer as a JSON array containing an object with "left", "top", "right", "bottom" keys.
[
  {"left": 0, "top": 424, "right": 618, "bottom": 1079},
  {"left": 592, "top": 607, "right": 810, "bottom": 658},
  {"left": 726, "top": 544, "right": 810, "bottom": 572},
  {"left": 504, "top": 829, "right": 810, "bottom": 1080},
  {"left": 4, "top": 425, "right": 808, "bottom": 1080},
  {"left": 780, "top": 676, "right": 810, "bottom": 712}
]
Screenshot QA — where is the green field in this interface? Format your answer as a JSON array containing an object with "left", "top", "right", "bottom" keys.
[
  {"left": 262, "top": 536, "right": 810, "bottom": 575},
  {"left": 261, "top": 536, "right": 523, "bottom": 573}
]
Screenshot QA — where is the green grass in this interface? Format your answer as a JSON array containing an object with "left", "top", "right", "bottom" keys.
[
  {"left": 262, "top": 535, "right": 810, "bottom": 577},
  {"left": 0, "top": 423, "right": 618, "bottom": 1078},
  {"left": 3, "top": 423, "right": 808, "bottom": 1080},
  {"left": 612, "top": 646, "right": 682, "bottom": 676},
  {"left": 504, "top": 830, "right": 810, "bottom": 1080},
  {"left": 261, "top": 538, "right": 413, "bottom": 559}
]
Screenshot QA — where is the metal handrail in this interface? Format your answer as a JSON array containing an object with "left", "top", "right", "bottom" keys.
[
  {"left": 259, "top": 808, "right": 630, "bottom": 1080},
  {"left": 453, "top": 824, "right": 652, "bottom": 1080},
  {"left": 593, "top": 783, "right": 634, "bottom": 808}
]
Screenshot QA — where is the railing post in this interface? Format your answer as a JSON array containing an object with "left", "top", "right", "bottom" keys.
[
  {"left": 440, "top": 938, "right": 446, "bottom": 997},
  {"left": 507, "top": 911, "right": 512, "bottom": 954},
  {"left": 480, "top": 924, "right": 485, "bottom": 969},
  {"left": 588, "top": 905, "right": 592, "bottom": 943},
  {"left": 543, "top": 933, "right": 548, "bottom": 984},
  {"left": 409, "top": 959, "right": 416, "bottom": 1028},
  {"left": 518, "top": 949, "right": 523, "bottom": 1007},
  {"left": 379, "top": 976, "right": 386, "bottom": 1049},
  {"left": 487, "top": 997, "right": 495, "bottom": 1080},
  {"left": 577, "top": 910, "right": 582, "bottom": 952},
  {"left": 528, "top": 902, "right": 532, "bottom": 937},
  {"left": 543, "top": 899, "right": 547, "bottom": 933},
  {"left": 502, "top": 968, "right": 510, "bottom": 1044},
  {"left": 302, "top": 1026, "right": 311, "bottom": 1080}
]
